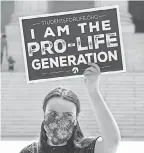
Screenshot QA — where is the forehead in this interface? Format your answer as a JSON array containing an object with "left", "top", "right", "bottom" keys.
[{"left": 45, "top": 97, "right": 77, "bottom": 114}]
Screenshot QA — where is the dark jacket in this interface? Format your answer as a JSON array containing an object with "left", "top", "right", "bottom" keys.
[{"left": 20, "top": 137, "right": 99, "bottom": 153}]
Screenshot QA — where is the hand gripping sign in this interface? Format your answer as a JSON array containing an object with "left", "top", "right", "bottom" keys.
[{"left": 19, "top": 5, "right": 126, "bottom": 83}]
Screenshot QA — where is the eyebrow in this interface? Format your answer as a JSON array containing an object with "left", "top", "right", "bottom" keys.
[
  {"left": 48, "top": 110, "right": 74, "bottom": 114},
  {"left": 64, "top": 112, "right": 74, "bottom": 114}
]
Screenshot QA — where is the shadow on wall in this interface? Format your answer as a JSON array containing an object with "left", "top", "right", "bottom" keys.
[
  {"left": 1, "top": 1, "right": 15, "bottom": 33},
  {"left": 47, "top": 1, "right": 96, "bottom": 13},
  {"left": 128, "top": 1, "right": 144, "bottom": 33}
]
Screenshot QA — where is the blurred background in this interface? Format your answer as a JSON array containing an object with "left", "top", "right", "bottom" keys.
[{"left": 1, "top": 0, "right": 144, "bottom": 143}]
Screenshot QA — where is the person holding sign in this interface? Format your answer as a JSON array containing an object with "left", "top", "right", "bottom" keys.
[{"left": 20, "top": 64, "right": 121, "bottom": 153}]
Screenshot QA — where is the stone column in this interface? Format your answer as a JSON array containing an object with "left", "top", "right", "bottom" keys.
[
  {"left": 11, "top": 0, "right": 47, "bottom": 24},
  {"left": 4, "top": 1, "right": 48, "bottom": 72},
  {"left": 99, "top": 0, "right": 134, "bottom": 33},
  {"left": 1, "top": 1, "right": 15, "bottom": 33},
  {"left": 47, "top": 1, "right": 95, "bottom": 13},
  {"left": 99, "top": 0, "right": 144, "bottom": 72}
]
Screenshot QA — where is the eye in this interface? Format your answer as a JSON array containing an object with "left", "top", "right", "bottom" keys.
[
  {"left": 45, "top": 111, "right": 57, "bottom": 119},
  {"left": 48, "top": 110, "right": 58, "bottom": 115},
  {"left": 65, "top": 113, "right": 73, "bottom": 117}
]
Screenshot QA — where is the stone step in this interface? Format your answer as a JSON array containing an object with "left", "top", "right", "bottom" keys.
[{"left": 1, "top": 73, "right": 144, "bottom": 140}]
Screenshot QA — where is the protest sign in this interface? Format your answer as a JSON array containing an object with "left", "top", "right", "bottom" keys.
[{"left": 19, "top": 5, "right": 126, "bottom": 83}]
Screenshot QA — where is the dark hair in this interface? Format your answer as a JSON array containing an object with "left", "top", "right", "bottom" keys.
[
  {"left": 43, "top": 87, "right": 80, "bottom": 115},
  {"left": 39, "top": 87, "right": 95, "bottom": 153}
]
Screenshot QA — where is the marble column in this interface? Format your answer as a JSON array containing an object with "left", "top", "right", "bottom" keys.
[
  {"left": 47, "top": 1, "right": 95, "bottom": 13},
  {"left": 1, "top": 1, "right": 14, "bottom": 33},
  {"left": 3, "top": 1, "right": 48, "bottom": 72},
  {"left": 99, "top": 0, "right": 144, "bottom": 72},
  {"left": 99, "top": 0, "right": 134, "bottom": 33},
  {"left": 11, "top": 0, "right": 47, "bottom": 24}
]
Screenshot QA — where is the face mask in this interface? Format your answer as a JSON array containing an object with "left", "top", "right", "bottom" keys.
[{"left": 44, "top": 111, "right": 76, "bottom": 145}]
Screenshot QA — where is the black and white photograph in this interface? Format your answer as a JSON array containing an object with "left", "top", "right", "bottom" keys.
[{"left": 1, "top": 0, "right": 144, "bottom": 153}]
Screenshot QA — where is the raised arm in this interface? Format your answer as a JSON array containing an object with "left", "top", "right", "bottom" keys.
[{"left": 84, "top": 63, "right": 121, "bottom": 153}]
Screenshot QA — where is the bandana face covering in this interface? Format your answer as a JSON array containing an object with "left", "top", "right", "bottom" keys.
[{"left": 44, "top": 111, "right": 76, "bottom": 145}]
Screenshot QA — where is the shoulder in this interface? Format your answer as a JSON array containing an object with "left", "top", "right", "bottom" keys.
[
  {"left": 81, "top": 136, "right": 101, "bottom": 147},
  {"left": 76, "top": 136, "right": 102, "bottom": 153},
  {"left": 19, "top": 142, "right": 39, "bottom": 153}
]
